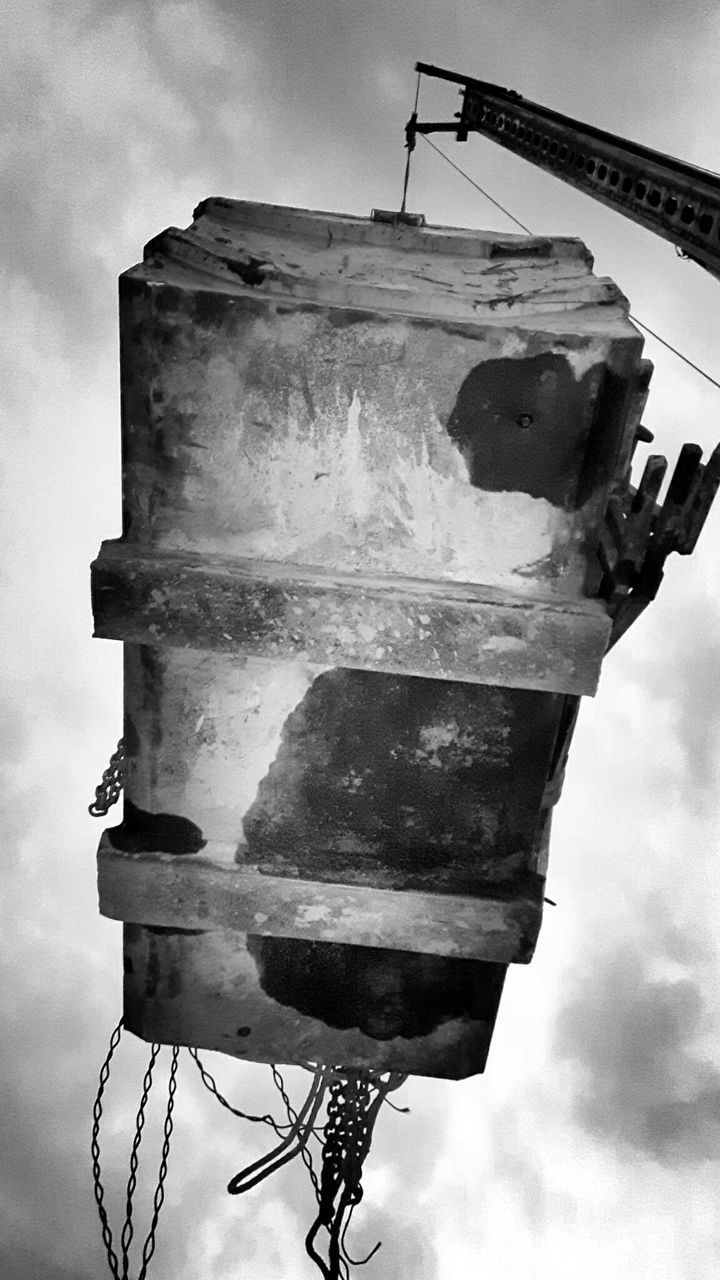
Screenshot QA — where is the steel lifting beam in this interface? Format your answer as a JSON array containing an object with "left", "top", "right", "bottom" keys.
[{"left": 413, "top": 62, "right": 720, "bottom": 281}]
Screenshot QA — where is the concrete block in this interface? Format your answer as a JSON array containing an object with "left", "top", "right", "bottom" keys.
[{"left": 94, "top": 200, "right": 651, "bottom": 1073}]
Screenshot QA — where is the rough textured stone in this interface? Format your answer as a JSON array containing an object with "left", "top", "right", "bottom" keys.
[
  {"left": 91, "top": 541, "right": 611, "bottom": 694},
  {"left": 98, "top": 831, "right": 542, "bottom": 962}
]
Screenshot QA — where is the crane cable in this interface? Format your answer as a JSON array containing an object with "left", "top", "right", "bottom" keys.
[{"left": 417, "top": 131, "right": 720, "bottom": 394}]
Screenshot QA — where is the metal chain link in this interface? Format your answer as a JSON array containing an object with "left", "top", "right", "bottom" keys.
[
  {"left": 91, "top": 1019, "right": 179, "bottom": 1280},
  {"left": 197, "top": 1055, "right": 408, "bottom": 1279},
  {"left": 89, "top": 738, "right": 126, "bottom": 816},
  {"left": 320, "top": 1074, "right": 372, "bottom": 1217},
  {"left": 298, "top": 1069, "right": 407, "bottom": 1279}
]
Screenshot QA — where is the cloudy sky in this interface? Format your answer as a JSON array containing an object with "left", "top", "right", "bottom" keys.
[{"left": 2, "top": 1, "right": 720, "bottom": 1277}]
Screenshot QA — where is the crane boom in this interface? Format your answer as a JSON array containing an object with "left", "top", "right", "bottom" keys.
[{"left": 412, "top": 62, "right": 720, "bottom": 281}]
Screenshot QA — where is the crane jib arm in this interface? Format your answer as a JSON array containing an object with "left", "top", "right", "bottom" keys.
[{"left": 413, "top": 62, "right": 720, "bottom": 281}]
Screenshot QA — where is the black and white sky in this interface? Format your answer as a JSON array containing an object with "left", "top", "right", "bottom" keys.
[{"left": 2, "top": 1, "right": 720, "bottom": 1277}]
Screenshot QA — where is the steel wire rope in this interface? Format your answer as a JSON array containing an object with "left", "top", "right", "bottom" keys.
[
  {"left": 91, "top": 1019, "right": 124, "bottom": 1277},
  {"left": 91, "top": 1020, "right": 179, "bottom": 1280},
  {"left": 226, "top": 1071, "right": 330, "bottom": 1195},
  {"left": 272, "top": 1065, "right": 323, "bottom": 1202},
  {"left": 189, "top": 1047, "right": 302, "bottom": 1137},
  {"left": 137, "top": 1047, "right": 180, "bottom": 1280},
  {"left": 418, "top": 131, "right": 720, "bottom": 392},
  {"left": 120, "top": 1045, "right": 161, "bottom": 1279}
]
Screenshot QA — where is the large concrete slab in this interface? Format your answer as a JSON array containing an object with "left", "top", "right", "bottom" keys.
[
  {"left": 91, "top": 541, "right": 611, "bottom": 694},
  {"left": 98, "top": 832, "right": 542, "bottom": 962}
]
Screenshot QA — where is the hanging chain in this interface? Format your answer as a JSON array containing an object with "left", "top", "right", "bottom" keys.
[
  {"left": 89, "top": 738, "right": 126, "bottom": 817},
  {"left": 319, "top": 1073, "right": 373, "bottom": 1219},
  {"left": 91, "top": 1019, "right": 179, "bottom": 1280},
  {"left": 318, "top": 1069, "right": 407, "bottom": 1278}
]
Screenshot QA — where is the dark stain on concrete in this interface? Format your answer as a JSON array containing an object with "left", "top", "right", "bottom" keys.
[
  {"left": 242, "top": 669, "right": 562, "bottom": 894},
  {"left": 224, "top": 255, "right": 268, "bottom": 287},
  {"left": 123, "top": 714, "right": 140, "bottom": 759},
  {"left": 445, "top": 352, "right": 605, "bottom": 505},
  {"left": 327, "top": 308, "right": 384, "bottom": 328},
  {"left": 108, "top": 798, "right": 207, "bottom": 855},
  {"left": 191, "top": 289, "right": 232, "bottom": 329},
  {"left": 144, "top": 925, "right": 206, "bottom": 936},
  {"left": 247, "top": 935, "right": 507, "bottom": 1041},
  {"left": 576, "top": 366, "right": 629, "bottom": 507},
  {"left": 137, "top": 645, "right": 165, "bottom": 772},
  {"left": 488, "top": 239, "right": 556, "bottom": 258},
  {"left": 167, "top": 959, "right": 182, "bottom": 1000},
  {"left": 146, "top": 933, "right": 160, "bottom": 999}
]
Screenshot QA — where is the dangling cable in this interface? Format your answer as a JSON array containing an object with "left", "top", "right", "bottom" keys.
[
  {"left": 226, "top": 1070, "right": 329, "bottom": 1194},
  {"left": 91, "top": 1021, "right": 179, "bottom": 1280},
  {"left": 400, "top": 69, "right": 422, "bottom": 214},
  {"left": 92, "top": 1019, "right": 124, "bottom": 1278},
  {"left": 419, "top": 132, "right": 532, "bottom": 233},
  {"left": 627, "top": 316, "right": 720, "bottom": 392},
  {"left": 121, "top": 1046, "right": 161, "bottom": 1279}
]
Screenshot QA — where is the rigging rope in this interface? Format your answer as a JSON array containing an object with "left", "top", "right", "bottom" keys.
[{"left": 418, "top": 132, "right": 720, "bottom": 393}]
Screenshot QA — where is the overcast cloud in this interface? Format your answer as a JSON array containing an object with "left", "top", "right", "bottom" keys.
[{"left": 556, "top": 939, "right": 720, "bottom": 1164}]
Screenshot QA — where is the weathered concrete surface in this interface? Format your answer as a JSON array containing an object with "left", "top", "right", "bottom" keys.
[
  {"left": 92, "top": 541, "right": 611, "bottom": 694},
  {"left": 119, "top": 198, "right": 645, "bottom": 604},
  {"left": 123, "top": 922, "right": 508, "bottom": 1078},
  {"left": 98, "top": 833, "right": 541, "bottom": 961},
  {"left": 94, "top": 201, "right": 653, "bottom": 1074},
  {"left": 120, "top": 645, "right": 563, "bottom": 899}
]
